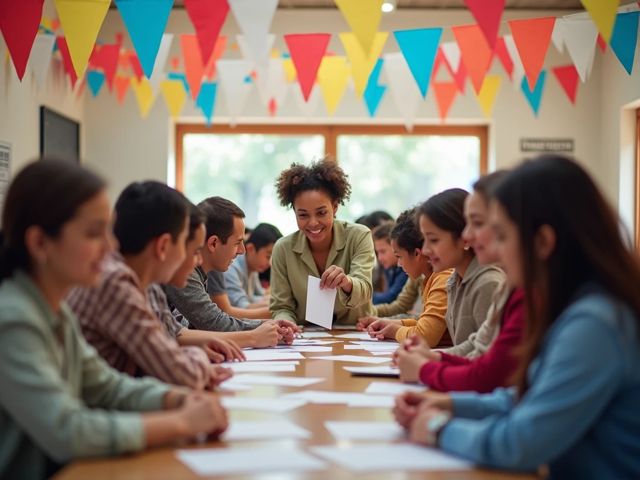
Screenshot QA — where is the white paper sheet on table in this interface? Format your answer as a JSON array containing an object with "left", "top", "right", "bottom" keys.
[
  {"left": 347, "top": 395, "right": 395, "bottom": 408},
  {"left": 324, "top": 421, "right": 405, "bottom": 441},
  {"left": 334, "top": 332, "right": 380, "bottom": 340},
  {"left": 299, "top": 331, "right": 334, "bottom": 338},
  {"left": 312, "top": 355, "right": 391, "bottom": 364},
  {"left": 365, "top": 381, "right": 425, "bottom": 396},
  {"left": 218, "top": 383, "right": 253, "bottom": 392},
  {"left": 222, "top": 420, "right": 311, "bottom": 441},
  {"left": 226, "top": 363, "right": 296, "bottom": 373},
  {"left": 282, "top": 390, "right": 393, "bottom": 408},
  {"left": 292, "top": 339, "right": 340, "bottom": 345},
  {"left": 224, "top": 374, "right": 325, "bottom": 387},
  {"left": 310, "top": 444, "right": 473, "bottom": 472},
  {"left": 223, "top": 360, "right": 299, "bottom": 367},
  {"left": 289, "top": 345, "right": 334, "bottom": 353},
  {"left": 221, "top": 396, "right": 307, "bottom": 413},
  {"left": 343, "top": 344, "right": 397, "bottom": 351},
  {"left": 243, "top": 350, "right": 305, "bottom": 361},
  {"left": 305, "top": 275, "right": 337, "bottom": 329},
  {"left": 344, "top": 365, "right": 400, "bottom": 377},
  {"left": 177, "top": 446, "right": 326, "bottom": 476}
]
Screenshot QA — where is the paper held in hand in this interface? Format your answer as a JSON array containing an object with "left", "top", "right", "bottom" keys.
[{"left": 305, "top": 275, "right": 337, "bottom": 329}]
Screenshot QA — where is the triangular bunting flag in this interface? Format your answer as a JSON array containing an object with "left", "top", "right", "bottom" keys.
[
  {"left": 561, "top": 17, "right": 598, "bottom": 82},
  {"left": 363, "top": 58, "right": 386, "bottom": 117},
  {"left": 503, "top": 34, "right": 525, "bottom": 90},
  {"left": 95, "top": 44, "right": 121, "bottom": 91},
  {"left": 284, "top": 33, "right": 331, "bottom": 101},
  {"left": 228, "top": 0, "right": 278, "bottom": 72},
  {"left": 87, "top": 70, "right": 106, "bottom": 97},
  {"left": 551, "top": 18, "right": 565, "bottom": 53},
  {"left": 181, "top": 34, "right": 205, "bottom": 99},
  {"left": 340, "top": 31, "right": 388, "bottom": 97},
  {"left": 463, "top": 0, "right": 505, "bottom": 48},
  {"left": 433, "top": 81, "right": 457, "bottom": 121},
  {"left": 56, "top": 36, "right": 78, "bottom": 87},
  {"left": 452, "top": 24, "right": 493, "bottom": 94},
  {"left": 148, "top": 34, "right": 173, "bottom": 91},
  {"left": 167, "top": 72, "right": 190, "bottom": 96},
  {"left": 476, "top": 74, "right": 501, "bottom": 117},
  {"left": 203, "top": 35, "right": 227, "bottom": 79},
  {"left": 196, "top": 81, "right": 217, "bottom": 125},
  {"left": 493, "top": 36, "right": 513, "bottom": 79},
  {"left": 580, "top": 0, "right": 620, "bottom": 42},
  {"left": 393, "top": 28, "right": 443, "bottom": 98},
  {"left": 508, "top": 17, "right": 555, "bottom": 90},
  {"left": 160, "top": 79, "right": 187, "bottom": 117},
  {"left": 54, "top": 0, "right": 110, "bottom": 78},
  {"left": 317, "top": 56, "right": 351, "bottom": 115},
  {"left": 115, "top": 0, "right": 174, "bottom": 78},
  {"left": 28, "top": 33, "right": 56, "bottom": 88},
  {"left": 184, "top": 0, "right": 229, "bottom": 64},
  {"left": 441, "top": 42, "right": 461, "bottom": 72},
  {"left": 610, "top": 11, "right": 639, "bottom": 74},
  {"left": 334, "top": 0, "right": 383, "bottom": 54},
  {"left": 237, "top": 33, "right": 275, "bottom": 72},
  {"left": 552, "top": 64, "right": 579, "bottom": 104},
  {"left": 0, "top": 0, "right": 44, "bottom": 80},
  {"left": 216, "top": 59, "right": 252, "bottom": 126},
  {"left": 521, "top": 70, "right": 546, "bottom": 116},
  {"left": 383, "top": 52, "right": 423, "bottom": 132},
  {"left": 131, "top": 77, "right": 156, "bottom": 118},
  {"left": 282, "top": 57, "right": 297, "bottom": 82},
  {"left": 114, "top": 75, "right": 131, "bottom": 104}
]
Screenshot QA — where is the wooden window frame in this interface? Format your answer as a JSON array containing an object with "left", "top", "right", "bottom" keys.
[{"left": 175, "top": 123, "right": 488, "bottom": 192}]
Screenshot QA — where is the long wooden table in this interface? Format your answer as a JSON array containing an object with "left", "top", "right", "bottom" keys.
[{"left": 55, "top": 333, "right": 539, "bottom": 480}]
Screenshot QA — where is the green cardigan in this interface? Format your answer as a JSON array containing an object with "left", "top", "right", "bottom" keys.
[{"left": 269, "top": 220, "right": 375, "bottom": 325}]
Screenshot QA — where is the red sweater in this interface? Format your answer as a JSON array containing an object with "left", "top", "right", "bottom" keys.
[{"left": 419, "top": 288, "right": 524, "bottom": 393}]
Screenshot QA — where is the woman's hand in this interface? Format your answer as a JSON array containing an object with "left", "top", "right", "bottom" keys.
[{"left": 320, "top": 265, "right": 353, "bottom": 293}]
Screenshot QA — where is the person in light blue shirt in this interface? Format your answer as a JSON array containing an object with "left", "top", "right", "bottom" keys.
[{"left": 393, "top": 155, "right": 640, "bottom": 479}]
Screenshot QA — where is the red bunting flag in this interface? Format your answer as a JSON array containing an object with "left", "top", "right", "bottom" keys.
[
  {"left": 268, "top": 98, "right": 277, "bottom": 116},
  {"left": 56, "top": 36, "right": 78, "bottom": 87},
  {"left": 284, "top": 33, "right": 331, "bottom": 101},
  {"left": 452, "top": 24, "right": 492, "bottom": 94},
  {"left": 493, "top": 37, "right": 513, "bottom": 79},
  {"left": 508, "top": 17, "right": 555, "bottom": 90},
  {"left": 433, "top": 81, "right": 458, "bottom": 121},
  {"left": 552, "top": 64, "right": 579, "bottom": 104},
  {"left": 181, "top": 34, "right": 205, "bottom": 99},
  {"left": 463, "top": 0, "right": 505, "bottom": 49},
  {"left": 91, "top": 43, "right": 120, "bottom": 91},
  {"left": 184, "top": 0, "right": 229, "bottom": 64},
  {"left": 0, "top": 0, "right": 45, "bottom": 80}
]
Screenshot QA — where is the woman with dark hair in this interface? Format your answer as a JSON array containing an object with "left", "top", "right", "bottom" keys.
[
  {"left": 0, "top": 160, "right": 228, "bottom": 479},
  {"left": 394, "top": 156, "right": 640, "bottom": 478},
  {"left": 270, "top": 158, "right": 375, "bottom": 325}
]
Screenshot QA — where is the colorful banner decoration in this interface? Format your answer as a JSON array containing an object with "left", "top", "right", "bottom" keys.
[
  {"left": 551, "top": 18, "right": 565, "bottom": 53},
  {"left": 521, "top": 70, "right": 546, "bottom": 116},
  {"left": 440, "top": 41, "right": 461, "bottom": 72},
  {"left": 228, "top": 0, "right": 278, "bottom": 73},
  {"left": 580, "top": 0, "right": 620, "bottom": 42},
  {"left": 256, "top": 57, "right": 288, "bottom": 107},
  {"left": 317, "top": 55, "right": 351, "bottom": 115},
  {"left": 237, "top": 33, "right": 275, "bottom": 71},
  {"left": 552, "top": 64, "right": 579, "bottom": 104},
  {"left": 476, "top": 74, "right": 501, "bottom": 117},
  {"left": 216, "top": 59, "right": 252, "bottom": 125},
  {"left": 340, "top": 31, "right": 388, "bottom": 97},
  {"left": 160, "top": 79, "right": 187, "bottom": 117},
  {"left": 148, "top": 34, "right": 174, "bottom": 91},
  {"left": 508, "top": 17, "right": 555, "bottom": 90},
  {"left": 452, "top": 24, "right": 493, "bottom": 94},
  {"left": 433, "top": 81, "right": 458, "bottom": 121},
  {"left": 503, "top": 34, "right": 525, "bottom": 91},
  {"left": 0, "top": 0, "right": 44, "bottom": 80},
  {"left": 184, "top": 0, "right": 229, "bottom": 64},
  {"left": 610, "top": 11, "right": 639, "bottom": 74},
  {"left": 203, "top": 35, "right": 227, "bottom": 79},
  {"left": 284, "top": 33, "right": 331, "bottom": 101},
  {"left": 91, "top": 43, "right": 121, "bottom": 91},
  {"left": 114, "top": 75, "right": 131, "bottom": 104},
  {"left": 393, "top": 27, "right": 443, "bottom": 98},
  {"left": 493, "top": 37, "right": 514, "bottom": 79},
  {"left": 181, "top": 34, "right": 205, "bottom": 99},
  {"left": 561, "top": 16, "right": 598, "bottom": 82},
  {"left": 56, "top": 36, "right": 79, "bottom": 87},
  {"left": 463, "top": 0, "right": 505, "bottom": 48},
  {"left": 87, "top": 70, "right": 106, "bottom": 97},
  {"left": 363, "top": 58, "right": 386, "bottom": 117},
  {"left": 334, "top": 0, "right": 383, "bottom": 54},
  {"left": 28, "top": 33, "right": 56, "bottom": 88},
  {"left": 54, "top": 0, "right": 110, "bottom": 78},
  {"left": 196, "top": 81, "right": 217, "bottom": 125},
  {"left": 383, "top": 52, "right": 423, "bottom": 131},
  {"left": 131, "top": 77, "right": 155, "bottom": 117},
  {"left": 115, "top": 0, "right": 174, "bottom": 78}
]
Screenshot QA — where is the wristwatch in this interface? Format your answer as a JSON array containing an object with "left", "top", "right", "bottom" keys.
[{"left": 425, "top": 411, "right": 451, "bottom": 446}]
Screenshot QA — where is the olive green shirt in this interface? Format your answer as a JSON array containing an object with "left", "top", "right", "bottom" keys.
[
  {"left": 0, "top": 272, "right": 170, "bottom": 480},
  {"left": 270, "top": 221, "right": 375, "bottom": 325}
]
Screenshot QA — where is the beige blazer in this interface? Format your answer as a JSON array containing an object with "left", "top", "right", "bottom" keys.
[{"left": 269, "top": 220, "right": 375, "bottom": 325}]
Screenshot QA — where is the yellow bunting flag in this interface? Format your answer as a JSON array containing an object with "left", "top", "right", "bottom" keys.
[
  {"left": 334, "top": 0, "right": 384, "bottom": 54},
  {"left": 283, "top": 57, "right": 297, "bottom": 82},
  {"left": 580, "top": 0, "right": 620, "bottom": 42},
  {"left": 340, "top": 31, "right": 388, "bottom": 97},
  {"left": 318, "top": 56, "right": 351, "bottom": 115},
  {"left": 131, "top": 77, "right": 155, "bottom": 118},
  {"left": 53, "top": 0, "right": 110, "bottom": 78},
  {"left": 160, "top": 79, "right": 187, "bottom": 118},
  {"left": 476, "top": 74, "right": 501, "bottom": 118}
]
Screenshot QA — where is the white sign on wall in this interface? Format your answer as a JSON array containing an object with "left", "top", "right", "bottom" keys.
[{"left": 0, "top": 142, "right": 11, "bottom": 226}]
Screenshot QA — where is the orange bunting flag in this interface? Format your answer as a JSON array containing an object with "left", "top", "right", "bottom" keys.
[
  {"left": 181, "top": 34, "right": 205, "bottom": 99},
  {"left": 184, "top": 0, "right": 229, "bottom": 64},
  {"left": 452, "top": 24, "right": 492, "bottom": 94},
  {"left": 433, "top": 81, "right": 458, "bottom": 121},
  {"left": 114, "top": 75, "right": 131, "bottom": 104},
  {"left": 203, "top": 35, "right": 227, "bottom": 80},
  {"left": 508, "top": 17, "right": 555, "bottom": 90},
  {"left": 552, "top": 64, "right": 579, "bottom": 104},
  {"left": 463, "top": 0, "right": 505, "bottom": 49}
]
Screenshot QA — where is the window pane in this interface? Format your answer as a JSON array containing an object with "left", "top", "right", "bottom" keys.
[
  {"left": 337, "top": 135, "right": 480, "bottom": 220},
  {"left": 182, "top": 133, "right": 324, "bottom": 232}
]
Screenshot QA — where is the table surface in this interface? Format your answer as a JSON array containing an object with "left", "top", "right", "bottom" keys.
[{"left": 55, "top": 333, "right": 539, "bottom": 480}]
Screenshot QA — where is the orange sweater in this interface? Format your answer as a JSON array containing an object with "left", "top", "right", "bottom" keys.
[{"left": 395, "top": 269, "right": 452, "bottom": 346}]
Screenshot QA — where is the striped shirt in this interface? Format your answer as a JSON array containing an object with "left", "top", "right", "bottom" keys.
[{"left": 67, "top": 252, "right": 211, "bottom": 390}]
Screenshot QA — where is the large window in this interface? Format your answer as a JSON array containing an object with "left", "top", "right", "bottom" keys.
[{"left": 176, "top": 124, "right": 487, "bottom": 234}]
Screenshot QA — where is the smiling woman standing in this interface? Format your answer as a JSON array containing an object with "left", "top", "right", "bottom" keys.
[{"left": 269, "top": 158, "right": 375, "bottom": 326}]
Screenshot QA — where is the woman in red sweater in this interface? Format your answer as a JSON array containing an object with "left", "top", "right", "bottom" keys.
[{"left": 397, "top": 172, "right": 524, "bottom": 393}]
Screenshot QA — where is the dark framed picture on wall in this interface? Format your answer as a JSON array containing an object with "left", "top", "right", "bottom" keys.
[{"left": 39, "top": 106, "right": 80, "bottom": 163}]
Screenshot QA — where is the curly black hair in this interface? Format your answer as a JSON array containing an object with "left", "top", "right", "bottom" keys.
[{"left": 275, "top": 158, "right": 351, "bottom": 207}]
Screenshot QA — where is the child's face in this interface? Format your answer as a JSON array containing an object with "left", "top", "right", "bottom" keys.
[
  {"left": 462, "top": 191, "right": 499, "bottom": 265},
  {"left": 391, "top": 239, "right": 429, "bottom": 280},
  {"left": 419, "top": 213, "right": 467, "bottom": 273},
  {"left": 169, "top": 224, "right": 206, "bottom": 288},
  {"left": 247, "top": 243, "right": 274, "bottom": 273},
  {"left": 490, "top": 201, "right": 522, "bottom": 288},
  {"left": 374, "top": 238, "right": 397, "bottom": 270}
]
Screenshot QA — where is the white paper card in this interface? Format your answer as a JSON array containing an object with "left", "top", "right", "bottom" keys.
[
  {"left": 312, "top": 355, "right": 391, "bottom": 364},
  {"left": 290, "top": 346, "right": 333, "bottom": 353},
  {"left": 344, "top": 366, "right": 400, "bottom": 377},
  {"left": 310, "top": 444, "right": 473, "bottom": 472},
  {"left": 282, "top": 390, "right": 369, "bottom": 404},
  {"left": 222, "top": 420, "right": 311, "bottom": 441},
  {"left": 334, "top": 332, "right": 379, "bottom": 340},
  {"left": 223, "top": 360, "right": 299, "bottom": 367},
  {"left": 225, "top": 374, "right": 325, "bottom": 387},
  {"left": 227, "top": 363, "right": 296, "bottom": 373},
  {"left": 300, "top": 332, "right": 334, "bottom": 338},
  {"left": 221, "top": 397, "right": 307, "bottom": 413},
  {"left": 243, "top": 350, "right": 305, "bottom": 361},
  {"left": 365, "top": 381, "right": 425, "bottom": 396},
  {"left": 177, "top": 446, "right": 326, "bottom": 475},
  {"left": 218, "top": 383, "right": 253, "bottom": 392},
  {"left": 325, "top": 421, "right": 405, "bottom": 441},
  {"left": 305, "top": 275, "right": 337, "bottom": 329},
  {"left": 347, "top": 395, "right": 395, "bottom": 408}
]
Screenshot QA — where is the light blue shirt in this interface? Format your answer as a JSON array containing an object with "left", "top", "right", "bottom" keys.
[
  {"left": 439, "top": 286, "right": 640, "bottom": 479},
  {"left": 223, "top": 255, "right": 265, "bottom": 308}
]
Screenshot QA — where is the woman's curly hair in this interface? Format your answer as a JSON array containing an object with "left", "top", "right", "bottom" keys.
[{"left": 275, "top": 157, "right": 352, "bottom": 207}]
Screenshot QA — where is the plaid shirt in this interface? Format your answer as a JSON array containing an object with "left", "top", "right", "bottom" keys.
[{"left": 67, "top": 252, "right": 211, "bottom": 389}]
